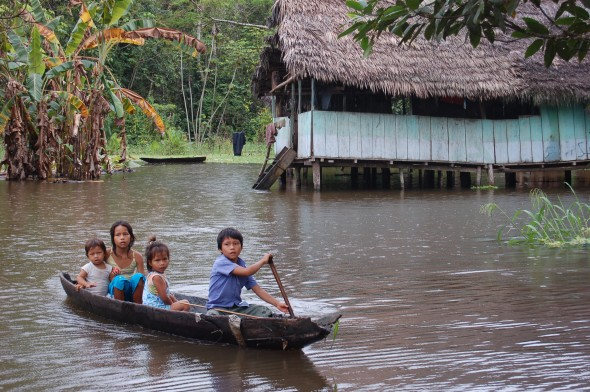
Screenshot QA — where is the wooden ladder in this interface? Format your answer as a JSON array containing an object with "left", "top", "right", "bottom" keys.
[{"left": 252, "top": 146, "right": 296, "bottom": 190}]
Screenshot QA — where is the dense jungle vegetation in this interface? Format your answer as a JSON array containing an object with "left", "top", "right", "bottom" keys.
[{"left": 0, "top": 0, "right": 274, "bottom": 180}]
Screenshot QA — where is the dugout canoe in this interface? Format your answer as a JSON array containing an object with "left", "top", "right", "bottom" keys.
[
  {"left": 59, "top": 272, "right": 340, "bottom": 350},
  {"left": 140, "top": 156, "right": 206, "bottom": 163}
]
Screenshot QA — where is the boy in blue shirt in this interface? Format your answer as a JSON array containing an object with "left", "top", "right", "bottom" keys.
[{"left": 206, "top": 228, "right": 289, "bottom": 317}]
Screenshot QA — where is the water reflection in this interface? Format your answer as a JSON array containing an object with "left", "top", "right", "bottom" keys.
[{"left": 0, "top": 163, "right": 589, "bottom": 390}]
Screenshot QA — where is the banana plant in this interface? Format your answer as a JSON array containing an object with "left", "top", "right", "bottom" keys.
[{"left": 0, "top": 0, "right": 206, "bottom": 180}]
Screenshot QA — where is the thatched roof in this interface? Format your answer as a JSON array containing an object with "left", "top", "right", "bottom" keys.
[{"left": 252, "top": 0, "right": 590, "bottom": 105}]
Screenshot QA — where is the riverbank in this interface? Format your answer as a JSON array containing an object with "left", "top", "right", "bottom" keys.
[{"left": 128, "top": 141, "right": 271, "bottom": 164}]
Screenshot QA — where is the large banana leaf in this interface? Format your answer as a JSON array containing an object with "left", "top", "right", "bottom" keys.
[
  {"left": 79, "top": 28, "right": 145, "bottom": 50},
  {"left": 55, "top": 92, "right": 89, "bottom": 118},
  {"left": 119, "top": 88, "right": 165, "bottom": 134},
  {"left": 7, "top": 29, "right": 29, "bottom": 65},
  {"left": 27, "top": 0, "right": 47, "bottom": 24},
  {"left": 45, "top": 60, "right": 95, "bottom": 79},
  {"left": 65, "top": 4, "right": 95, "bottom": 56},
  {"left": 123, "top": 28, "right": 207, "bottom": 56},
  {"left": 26, "top": 74, "right": 43, "bottom": 102},
  {"left": 107, "top": 88, "right": 124, "bottom": 118},
  {"left": 29, "top": 26, "right": 45, "bottom": 76},
  {"left": 120, "top": 19, "right": 155, "bottom": 32},
  {"left": 104, "top": 0, "right": 133, "bottom": 27},
  {"left": 122, "top": 97, "right": 136, "bottom": 114},
  {"left": 35, "top": 23, "right": 60, "bottom": 47}
]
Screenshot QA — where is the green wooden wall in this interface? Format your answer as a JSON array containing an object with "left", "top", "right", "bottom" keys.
[{"left": 284, "top": 105, "right": 590, "bottom": 164}]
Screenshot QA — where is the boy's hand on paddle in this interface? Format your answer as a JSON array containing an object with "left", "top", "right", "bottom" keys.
[
  {"left": 276, "top": 302, "right": 290, "bottom": 313},
  {"left": 261, "top": 253, "right": 273, "bottom": 265}
]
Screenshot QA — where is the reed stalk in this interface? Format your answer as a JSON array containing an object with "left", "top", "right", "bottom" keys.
[{"left": 480, "top": 184, "right": 590, "bottom": 247}]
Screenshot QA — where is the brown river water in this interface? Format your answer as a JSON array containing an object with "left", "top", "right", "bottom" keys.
[{"left": 0, "top": 163, "right": 589, "bottom": 391}]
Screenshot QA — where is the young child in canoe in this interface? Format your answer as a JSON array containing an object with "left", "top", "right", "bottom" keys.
[
  {"left": 142, "top": 236, "right": 190, "bottom": 311},
  {"left": 106, "top": 220, "right": 146, "bottom": 303},
  {"left": 76, "top": 238, "right": 120, "bottom": 295},
  {"left": 206, "top": 227, "right": 289, "bottom": 317}
]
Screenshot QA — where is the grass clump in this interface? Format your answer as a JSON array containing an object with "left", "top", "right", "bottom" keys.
[
  {"left": 471, "top": 185, "right": 499, "bottom": 190},
  {"left": 480, "top": 184, "right": 590, "bottom": 247}
]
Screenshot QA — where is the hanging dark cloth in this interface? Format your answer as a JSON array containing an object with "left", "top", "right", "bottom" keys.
[{"left": 232, "top": 132, "right": 246, "bottom": 156}]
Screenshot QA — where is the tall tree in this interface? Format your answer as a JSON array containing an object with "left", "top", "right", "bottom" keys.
[{"left": 108, "top": 0, "right": 274, "bottom": 144}]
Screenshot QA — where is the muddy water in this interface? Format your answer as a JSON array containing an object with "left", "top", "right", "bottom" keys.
[{"left": 0, "top": 163, "right": 589, "bottom": 391}]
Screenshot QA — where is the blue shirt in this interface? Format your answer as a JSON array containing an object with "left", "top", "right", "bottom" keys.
[{"left": 206, "top": 254, "right": 258, "bottom": 309}]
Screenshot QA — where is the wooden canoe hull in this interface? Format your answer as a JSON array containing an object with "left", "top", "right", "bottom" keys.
[
  {"left": 140, "top": 156, "right": 206, "bottom": 163},
  {"left": 59, "top": 273, "right": 340, "bottom": 350}
]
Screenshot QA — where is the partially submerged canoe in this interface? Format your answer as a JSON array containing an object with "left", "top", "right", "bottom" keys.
[
  {"left": 140, "top": 156, "right": 206, "bottom": 163},
  {"left": 59, "top": 272, "right": 340, "bottom": 350}
]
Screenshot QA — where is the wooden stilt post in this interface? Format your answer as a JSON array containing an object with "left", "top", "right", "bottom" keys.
[
  {"left": 517, "top": 172, "right": 525, "bottom": 186},
  {"left": 382, "top": 168, "right": 391, "bottom": 188},
  {"left": 295, "top": 167, "right": 301, "bottom": 188},
  {"left": 487, "top": 164, "right": 495, "bottom": 185},
  {"left": 351, "top": 166, "right": 358, "bottom": 188},
  {"left": 476, "top": 166, "right": 482, "bottom": 186},
  {"left": 399, "top": 168, "right": 405, "bottom": 190},
  {"left": 312, "top": 161, "right": 321, "bottom": 191}
]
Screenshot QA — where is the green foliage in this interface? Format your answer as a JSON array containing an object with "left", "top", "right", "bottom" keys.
[
  {"left": 1, "top": 0, "right": 208, "bottom": 180},
  {"left": 124, "top": 102, "right": 182, "bottom": 145},
  {"left": 109, "top": 0, "right": 274, "bottom": 145},
  {"left": 480, "top": 185, "right": 590, "bottom": 247},
  {"left": 342, "top": 0, "right": 590, "bottom": 67}
]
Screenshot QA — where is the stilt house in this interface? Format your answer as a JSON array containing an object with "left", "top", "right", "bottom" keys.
[{"left": 252, "top": 0, "right": 590, "bottom": 189}]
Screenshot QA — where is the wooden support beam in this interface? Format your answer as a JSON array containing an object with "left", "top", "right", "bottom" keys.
[
  {"left": 382, "top": 168, "right": 391, "bottom": 188},
  {"left": 312, "top": 162, "right": 321, "bottom": 191},
  {"left": 295, "top": 167, "right": 301, "bottom": 188},
  {"left": 487, "top": 164, "right": 495, "bottom": 185}
]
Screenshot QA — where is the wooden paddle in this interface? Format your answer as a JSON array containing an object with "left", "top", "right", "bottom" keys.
[{"left": 268, "top": 255, "right": 295, "bottom": 318}]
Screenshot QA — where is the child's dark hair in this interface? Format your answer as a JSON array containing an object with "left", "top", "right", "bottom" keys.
[
  {"left": 85, "top": 238, "right": 107, "bottom": 258},
  {"left": 217, "top": 228, "right": 243, "bottom": 250},
  {"left": 110, "top": 220, "right": 135, "bottom": 255},
  {"left": 145, "top": 235, "right": 170, "bottom": 272}
]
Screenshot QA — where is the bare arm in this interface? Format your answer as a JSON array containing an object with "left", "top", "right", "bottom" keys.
[
  {"left": 76, "top": 269, "right": 95, "bottom": 289},
  {"left": 135, "top": 251, "right": 146, "bottom": 275},
  {"left": 152, "top": 275, "right": 175, "bottom": 305},
  {"left": 232, "top": 253, "right": 272, "bottom": 277},
  {"left": 108, "top": 267, "right": 120, "bottom": 281},
  {"left": 251, "top": 285, "right": 289, "bottom": 313}
]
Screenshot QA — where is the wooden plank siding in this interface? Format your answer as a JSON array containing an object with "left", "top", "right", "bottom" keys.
[
  {"left": 292, "top": 105, "right": 590, "bottom": 165},
  {"left": 431, "top": 117, "right": 449, "bottom": 161},
  {"left": 465, "top": 119, "right": 483, "bottom": 163},
  {"left": 482, "top": 120, "right": 495, "bottom": 164},
  {"left": 541, "top": 106, "right": 560, "bottom": 162},
  {"left": 519, "top": 117, "right": 533, "bottom": 163}
]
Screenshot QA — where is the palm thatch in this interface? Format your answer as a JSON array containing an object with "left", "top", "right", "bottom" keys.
[{"left": 253, "top": 0, "right": 590, "bottom": 105}]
